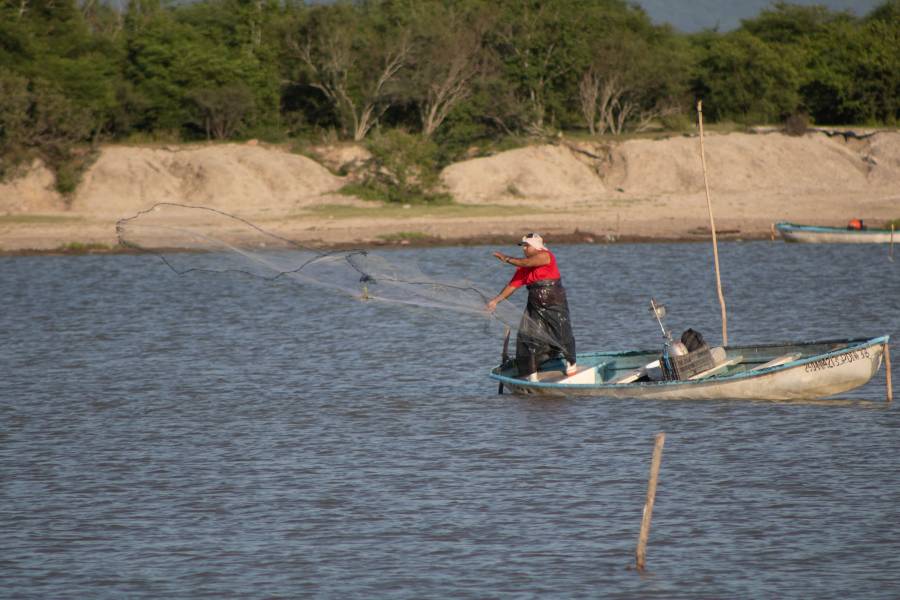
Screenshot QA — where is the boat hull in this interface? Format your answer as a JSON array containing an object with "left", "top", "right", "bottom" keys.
[
  {"left": 776, "top": 222, "right": 895, "bottom": 244},
  {"left": 490, "top": 337, "right": 888, "bottom": 400}
]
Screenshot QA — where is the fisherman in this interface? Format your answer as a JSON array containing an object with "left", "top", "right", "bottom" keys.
[{"left": 486, "top": 233, "right": 577, "bottom": 381}]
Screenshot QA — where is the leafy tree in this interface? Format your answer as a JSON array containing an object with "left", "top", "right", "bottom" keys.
[
  {"left": 482, "top": 0, "right": 678, "bottom": 135},
  {"left": 1, "top": 0, "right": 120, "bottom": 138},
  {"left": 0, "top": 0, "right": 119, "bottom": 191},
  {"left": 124, "top": 9, "right": 203, "bottom": 133},
  {"left": 694, "top": 30, "right": 800, "bottom": 123},
  {"left": 188, "top": 84, "right": 256, "bottom": 139},
  {"left": 124, "top": 0, "right": 280, "bottom": 138},
  {"left": 867, "top": 0, "right": 900, "bottom": 22},
  {"left": 80, "top": 0, "right": 127, "bottom": 39},
  {"left": 2, "top": 0, "right": 897, "bottom": 175},
  {"left": 802, "top": 18, "right": 899, "bottom": 124},
  {"left": 0, "top": 70, "right": 31, "bottom": 174},
  {"left": 486, "top": 0, "right": 587, "bottom": 134},
  {"left": 733, "top": 1, "right": 898, "bottom": 125},
  {"left": 740, "top": 1, "right": 851, "bottom": 44}
]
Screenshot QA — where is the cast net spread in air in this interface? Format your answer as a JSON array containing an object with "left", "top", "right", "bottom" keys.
[{"left": 115, "top": 203, "right": 562, "bottom": 350}]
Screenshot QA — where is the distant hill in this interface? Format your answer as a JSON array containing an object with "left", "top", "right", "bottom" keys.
[{"left": 634, "top": 0, "right": 884, "bottom": 32}]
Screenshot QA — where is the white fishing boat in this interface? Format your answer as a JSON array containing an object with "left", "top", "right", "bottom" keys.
[
  {"left": 776, "top": 222, "right": 896, "bottom": 244},
  {"left": 490, "top": 335, "right": 890, "bottom": 400}
]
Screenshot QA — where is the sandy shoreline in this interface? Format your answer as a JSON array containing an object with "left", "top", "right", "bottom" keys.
[
  {"left": 0, "top": 205, "right": 857, "bottom": 256},
  {"left": 0, "top": 192, "right": 892, "bottom": 255}
]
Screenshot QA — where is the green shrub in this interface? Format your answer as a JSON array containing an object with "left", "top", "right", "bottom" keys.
[
  {"left": 361, "top": 129, "right": 451, "bottom": 204},
  {"left": 55, "top": 242, "right": 110, "bottom": 252},
  {"left": 54, "top": 163, "right": 79, "bottom": 195},
  {"left": 123, "top": 130, "right": 183, "bottom": 145},
  {"left": 50, "top": 150, "right": 99, "bottom": 197},
  {"left": 240, "top": 124, "right": 289, "bottom": 144},
  {"left": 784, "top": 112, "right": 810, "bottom": 136},
  {"left": 660, "top": 112, "right": 694, "bottom": 133},
  {"left": 339, "top": 182, "right": 390, "bottom": 203}
]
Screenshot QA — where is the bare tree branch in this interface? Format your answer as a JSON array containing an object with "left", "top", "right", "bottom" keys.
[
  {"left": 634, "top": 101, "right": 680, "bottom": 132},
  {"left": 354, "top": 33, "right": 410, "bottom": 140},
  {"left": 579, "top": 69, "right": 600, "bottom": 135},
  {"left": 289, "top": 14, "right": 409, "bottom": 141},
  {"left": 417, "top": 16, "right": 484, "bottom": 138}
]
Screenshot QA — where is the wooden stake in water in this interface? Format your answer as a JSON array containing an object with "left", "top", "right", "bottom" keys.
[
  {"left": 636, "top": 432, "right": 666, "bottom": 572},
  {"left": 697, "top": 101, "right": 728, "bottom": 346},
  {"left": 886, "top": 343, "right": 893, "bottom": 404}
]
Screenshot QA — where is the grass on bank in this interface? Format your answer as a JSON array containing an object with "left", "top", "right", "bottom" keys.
[
  {"left": 54, "top": 242, "right": 110, "bottom": 252},
  {"left": 377, "top": 231, "right": 430, "bottom": 242}
]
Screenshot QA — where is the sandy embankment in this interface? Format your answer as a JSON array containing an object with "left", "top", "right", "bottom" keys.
[{"left": 0, "top": 131, "right": 898, "bottom": 251}]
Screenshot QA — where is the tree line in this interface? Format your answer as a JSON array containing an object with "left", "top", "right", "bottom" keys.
[{"left": 1, "top": 0, "right": 897, "bottom": 193}]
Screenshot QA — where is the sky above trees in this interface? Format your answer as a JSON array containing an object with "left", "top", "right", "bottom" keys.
[{"left": 636, "top": 0, "right": 884, "bottom": 32}]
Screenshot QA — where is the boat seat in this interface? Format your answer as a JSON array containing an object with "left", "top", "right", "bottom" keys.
[
  {"left": 755, "top": 352, "right": 802, "bottom": 370},
  {"left": 688, "top": 355, "right": 743, "bottom": 380},
  {"left": 611, "top": 360, "right": 659, "bottom": 384},
  {"left": 555, "top": 365, "right": 598, "bottom": 384},
  {"left": 529, "top": 368, "right": 593, "bottom": 383}
]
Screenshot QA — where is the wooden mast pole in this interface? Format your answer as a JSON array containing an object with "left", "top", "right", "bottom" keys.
[{"left": 697, "top": 101, "right": 728, "bottom": 346}]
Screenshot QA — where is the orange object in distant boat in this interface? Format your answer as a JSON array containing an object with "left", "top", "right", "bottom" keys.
[{"left": 848, "top": 218, "right": 865, "bottom": 230}]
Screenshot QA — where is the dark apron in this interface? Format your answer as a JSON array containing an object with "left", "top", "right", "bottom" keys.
[{"left": 516, "top": 279, "right": 577, "bottom": 376}]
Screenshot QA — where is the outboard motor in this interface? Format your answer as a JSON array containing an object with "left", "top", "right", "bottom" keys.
[{"left": 681, "top": 328, "right": 708, "bottom": 352}]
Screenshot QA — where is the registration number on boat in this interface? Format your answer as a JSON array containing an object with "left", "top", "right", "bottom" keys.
[{"left": 805, "top": 348, "right": 871, "bottom": 372}]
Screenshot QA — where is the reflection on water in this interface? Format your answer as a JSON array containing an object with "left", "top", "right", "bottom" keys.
[
  {"left": 742, "top": 397, "right": 889, "bottom": 408},
  {"left": 1, "top": 241, "right": 899, "bottom": 599}
]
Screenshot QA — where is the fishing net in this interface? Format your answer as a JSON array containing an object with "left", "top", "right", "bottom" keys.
[{"left": 116, "top": 203, "right": 564, "bottom": 350}]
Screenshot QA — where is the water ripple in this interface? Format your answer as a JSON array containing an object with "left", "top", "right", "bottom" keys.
[{"left": 1, "top": 243, "right": 898, "bottom": 598}]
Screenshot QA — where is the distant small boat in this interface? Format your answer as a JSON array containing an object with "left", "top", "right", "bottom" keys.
[
  {"left": 489, "top": 336, "right": 889, "bottom": 400},
  {"left": 776, "top": 222, "right": 896, "bottom": 244}
]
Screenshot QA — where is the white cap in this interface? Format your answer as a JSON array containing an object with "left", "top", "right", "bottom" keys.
[{"left": 518, "top": 232, "right": 546, "bottom": 250}]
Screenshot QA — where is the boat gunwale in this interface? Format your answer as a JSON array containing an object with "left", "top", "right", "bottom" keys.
[{"left": 489, "top": 335, "right": 889, "bottom": 390}]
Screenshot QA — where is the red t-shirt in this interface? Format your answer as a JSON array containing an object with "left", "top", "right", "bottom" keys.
[{"left": 508, "top": 249, "right": 562, "bottom": 288}]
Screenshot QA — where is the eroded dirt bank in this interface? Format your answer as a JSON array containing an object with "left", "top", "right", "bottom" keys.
[{"left": 1, "top": 131, "right": 897, "bottom": 252}]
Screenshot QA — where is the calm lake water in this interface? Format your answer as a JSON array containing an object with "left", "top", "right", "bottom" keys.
[{"left": 2, "top": 241, "right": 899, "bottom": 599}]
